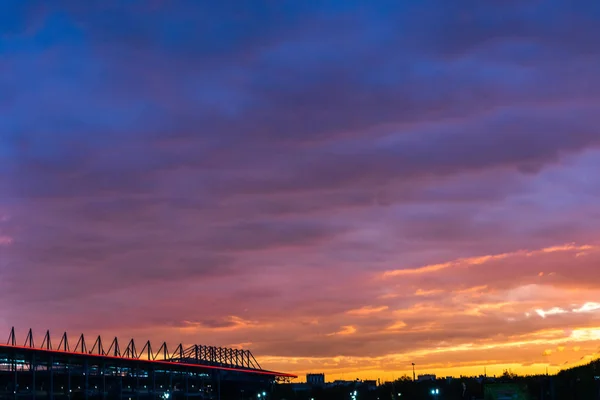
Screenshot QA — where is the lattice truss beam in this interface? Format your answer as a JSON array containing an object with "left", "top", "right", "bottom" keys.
[{"left": 6, "top": 327, "right": 262, "bottom": 370}]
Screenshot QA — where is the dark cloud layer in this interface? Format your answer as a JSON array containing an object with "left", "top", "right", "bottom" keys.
[{"left": 2, "top": 0, "right": 600, "bottom": 380}]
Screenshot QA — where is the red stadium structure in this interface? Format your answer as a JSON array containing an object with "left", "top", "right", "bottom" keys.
[{"left": 0, "top": 327, "right": 296, "bottom": 400}]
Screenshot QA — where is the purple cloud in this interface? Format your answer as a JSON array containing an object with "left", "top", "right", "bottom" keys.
[{"left": 2, "top": 0, "right": 600, "bottom": 380}]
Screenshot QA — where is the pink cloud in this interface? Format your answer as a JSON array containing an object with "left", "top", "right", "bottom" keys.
[{"left": 3, "top": 0, "right": 600, "bottom": 381}]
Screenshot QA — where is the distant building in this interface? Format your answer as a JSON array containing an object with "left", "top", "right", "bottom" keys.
[
  {"left": 363, "top": 380, "right": 378, "bottom": 390},
  {"left": 306, "top": 373, "right": 325, "bottom": 385},
  {"left": 417, "top": 374, "right": 436, "bottom": 382},
  {"left": 288, "top": 377, "right": 377, "bottom": 394},
  {"left": 290, "top": 383, "right": 311, "bottom": 393},
  {"left": 330, "top": 380, "right": 356, "bottom": 387}
]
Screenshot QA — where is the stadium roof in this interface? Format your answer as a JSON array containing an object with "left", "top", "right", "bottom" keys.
[{"left": 3, "top": 327, "right": 296, "bottom": 379}]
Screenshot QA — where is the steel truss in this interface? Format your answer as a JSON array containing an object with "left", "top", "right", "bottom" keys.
[{"left": 6, "top": 327, "right": 262, "bottom": 371}]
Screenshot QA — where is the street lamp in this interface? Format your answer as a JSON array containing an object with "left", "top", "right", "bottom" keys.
[{"left": 411, "top": 363, "right": 416, "bottom": 381}]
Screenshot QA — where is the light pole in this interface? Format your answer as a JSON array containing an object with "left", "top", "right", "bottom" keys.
[{"left": 412, "top": 363, "right": 416, "bottom": 382}]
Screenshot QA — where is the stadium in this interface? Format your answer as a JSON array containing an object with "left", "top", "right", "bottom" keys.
[{"left": 0, "top": 327, "right": 296, "bottom": 399}]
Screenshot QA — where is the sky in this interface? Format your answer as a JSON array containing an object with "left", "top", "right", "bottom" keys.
[{"left": 2, "top": 0, "right": 600, "bottom": 381}]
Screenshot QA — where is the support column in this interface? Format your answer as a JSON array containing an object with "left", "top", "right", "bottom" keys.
[
  {"left": 119, "top": 368, "right": 123, "bottom": 399},
  {"left": 217, "top": 371, "right": 221, "bottom": 400},
  {"left": 136, "top": 366, "right": 140, "bottom": 400},
  {"left": 13, "top": 352, "right": 17, "bottom": 400},
  {"left": 185, "top": 371, "right": 189, "bottom": 400},
  {"left": 49, "top": 356, "right": 54, "bottom": 400},
  {"left": 152, "top": 368, "right": 156, "bottom": 398},
  {"left": 101, "top": 364, "right": 106, "bottom": 400},
  {"left": 32, "top": 353, "right": 36, "bottom": 400},
  {"left": 84, "top": 360, "right": 89, "bottom": 400}
]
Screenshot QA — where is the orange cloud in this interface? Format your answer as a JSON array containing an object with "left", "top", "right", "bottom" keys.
[
  {"left": 385, "top": 321, "right": 407, "bottom": 331},
  {"left": 382, "top": 243, "right": 597, "bottom": 278},
  {"left": 347, "top": 305, "right": 389, "bottom": 316},
  {"left": 415, "top": 289, "right": 443, "bottom": 296},
  {"left": 328, "top": 325, "right": 357, "bottom": 336}
]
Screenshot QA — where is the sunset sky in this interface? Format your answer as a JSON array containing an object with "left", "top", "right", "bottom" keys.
[{"left": 2, "top": 0, "right": 600, "bottom": 382}]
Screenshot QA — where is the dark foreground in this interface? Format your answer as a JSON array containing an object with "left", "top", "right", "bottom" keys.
[{"left": 274, "top": 361, "right": 600, "bottom": 400}]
